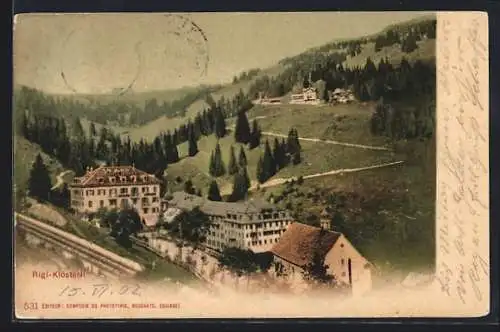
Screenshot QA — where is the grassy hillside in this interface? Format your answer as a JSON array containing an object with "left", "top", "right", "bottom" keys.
[
  {"left": 13, "top": 135, "right": 64, "bottom": 193},
  {"left": 106, "top": 64, "right": 286, "bottom": 142},
  {"left": 165, "top": 102, "right": 398, "bottom": 195},
  {"left": 241, "top": 103, "right": 391, "bottom": 146}
]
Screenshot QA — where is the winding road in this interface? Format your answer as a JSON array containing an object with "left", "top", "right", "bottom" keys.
[
  {"left": 220, "top": 161, "right": 405, "bottom": 195},
  {"left": 51, "top": 170, "right": 74, "bottom": 191}
]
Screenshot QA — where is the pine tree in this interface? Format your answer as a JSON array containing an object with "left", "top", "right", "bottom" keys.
[
  {"left": 28, "top": 154, "right": 52, "bottom": 202},
  {"left": 256, "top": 156, "right": 266, "bottom": 184},
  {"left": 209, "top": 151, "right": 216, "bottom": 176},
  {"left": 210, "top": 142, "right": 226, "bottom": 177},
  {"left": 249, "top": 119, "right": 261, "bottom": 149},
  {"left": 238, "top": 145, "right": 247, "bottom": 168},
  {"left": 188, "top": 126, "right": 198, "bottom": 157},
  {"left": 263, "top": 140, "right": 276, "bottom": 180},
  {"left": 292, "top": 149, "right": 302, "bottom": 165},
  {"left": 234, "top": 110, "right": 251, "bottom": 144},
  {"left": 72, "top": 117, "right": 85, "bottom": 140},
  {"left": 228, "top": 145, "right": 238, "bottom": 175},
  {"left": 214, "top": 107, "right": 227, "bottom": 139},
  {"left": 90, "top": 122, "right": 97, "bottom": 137},
  {"left": 207, "top": 180, "right": 222, "bottom": 201},
  {"left": 242, "top": 166, "right": 251, "bottom": 190},
  {"left": 272, "top": 138, "right": 283, "bottom": 170},
  {"left": 229, "top": 168, "right": 249, "bottom": 202}
]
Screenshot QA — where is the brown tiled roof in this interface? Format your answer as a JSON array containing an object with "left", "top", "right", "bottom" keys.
[
  {"left": 271, "top": 223, "right": 342, "bottom": 268},
  {"left": 70, "top": 165, "right": 161, "bottom": 187}
]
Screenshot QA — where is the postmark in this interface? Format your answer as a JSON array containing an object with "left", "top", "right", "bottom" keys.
[
  {"left": 60, "top": 29, "right": 142, "bottom": 96},
  {"left": 161, "top": 14, "right": 210, "bottom": 80},
  {"left": 59, "top": 14, "right": 209, "bottom": 96}
]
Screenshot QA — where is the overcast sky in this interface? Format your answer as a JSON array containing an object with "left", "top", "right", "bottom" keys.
[{"left": 13, "top": 12, "right": 432, "bottom": 94}]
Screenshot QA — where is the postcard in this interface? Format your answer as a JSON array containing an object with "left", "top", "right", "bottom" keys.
[{"left": 12, "top": 11, "right": 489, "bottom": 319}]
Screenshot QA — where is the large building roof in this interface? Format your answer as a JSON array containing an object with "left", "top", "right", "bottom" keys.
[
  {"left": 164, "top": 191, "right": 283, "bottom": 220},
  {"left": 271, "top": 223, "right": 342, "bottom": 267},
  {"left": 70, "top": 165, "right": 161, "bottom": 188}
]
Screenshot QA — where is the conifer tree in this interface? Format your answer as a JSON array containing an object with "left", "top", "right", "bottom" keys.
[
  {"left": 210, "top": 142, "right": 226, "bottom": 177},
  {"left": 249, "top": 119, "right": 261, "bottom": 149},
  {"left": 234, "top": 110, "right": 251, "bottom": 144},
  {"left": 72, "top": 117, "right": 85, "bottom": 140},
  {"left": 207, "top": 180, "right": 222, "bottom": 201},
  {"left": 238, "top": 145, "right": 247, "bottom": 168},
  {"left": 262, "top": 139, "right": 276, "bottom": 180},
  {"left": 188, "top": 126, "right": 198, "bottom": 157},
  {"left": 242, "top": 166, "right": 251, "bottom": 190},
  {"left": 272, "top": 138, "right": 284, "bottom": 170},
  {"left": 28, "top": 154, "right": 52, "bottom": 202},
  {"left": 90, "top": 122, "right": 97, "bottom": 137},
  {"left": 229, "top": 168, "right": 249, "bottom": 202},
  {"left": 214, "top": 107, "right": 227, "bottom": 139},
  {"left": 228, "top": 145, "right": 238, "bottom": 175},
  {"left": 209, "top": 151, "right": 216, "bottom": 176},
  {"left": 256, "top": 156, "right": 266, "bottom": 184}
]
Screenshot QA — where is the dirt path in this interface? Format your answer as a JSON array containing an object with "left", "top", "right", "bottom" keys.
[
  {"left": 260, "top": 131, "right": 392, "bottom": 151},
  {"left": 227, "top": 116, "right": 391, "bottom": 151},
  {"left": 247, "top": 160, "right": 405, "bottom": 192},
  {"left": 51, "top": 170, "right": 74, "bottom": 190}
]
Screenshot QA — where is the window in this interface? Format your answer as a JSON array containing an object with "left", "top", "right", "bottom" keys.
[
  {"left": 143, "top": 208, "right": 149, "bottom": 214},
  {"left": 109, "top": 199, "right": 117, "bottom": 206},
  {"left": 142, "top": 187, "right": 146, "bottom": 193},
  {"left": 340, "top": 243, "right": 344, "bottom": 248},
  {"left": 88, "top": 201, "right": 93, "bottom": 208},
  {"left": 120, "top": 188, "right": 128, "bottom": 194},
  {"left": 132, "top": 198, "right": 138, "bottom": 204},
  {"left": 341, "top": 258, "right": 345, "bottom": 265},
  {"left": 152, "top": 197, "right": 158, "bottom": 203},
  {"left": 153, "top": 186, "right": 157, "bottom": 193},
  {"left": 99, "top": 200, "right": 104, "bottom": 208}
]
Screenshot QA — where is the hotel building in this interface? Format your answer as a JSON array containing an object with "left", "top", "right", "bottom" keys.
[
  {"left": 69, "top": 165, "right": 162, "bottom": 227},
  {"left": 162, "top": 192, "right": 294, "bottom": 253}
]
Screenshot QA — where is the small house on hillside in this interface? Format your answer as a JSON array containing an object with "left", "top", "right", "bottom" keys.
[
  {"left": 253, "top": 94, "right": 283, "bottom": 105},
  {"left": 330, "top": 88, "right": 355, "bottom": 104},
  {"left": 271, "top": 222, "right": 372, "bottom": 296},
  {"left": 290, "top": 87, "right": 321, "bottom": 105}
]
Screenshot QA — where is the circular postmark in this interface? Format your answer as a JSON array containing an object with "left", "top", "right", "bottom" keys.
[
  {"left": 59, "top": 14, "right": 209, "bottom": 97},
  {"left": 60, "top": 28, "right": 142, "bottom": 97},
  {"left": 161, "top": 14, "right": 210, "bottom": 80}
]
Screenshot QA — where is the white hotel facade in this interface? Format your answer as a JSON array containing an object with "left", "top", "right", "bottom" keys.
[
  {"left": 162, "top": 192, "right": 294, "bottom": 253},
  {"left": 69, "top": 165, "right": 162, "bottom": 227}
]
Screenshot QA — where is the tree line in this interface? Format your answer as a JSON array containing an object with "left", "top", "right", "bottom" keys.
[{"left": 14, "top": 85, "right": 220, "bottom": 127}]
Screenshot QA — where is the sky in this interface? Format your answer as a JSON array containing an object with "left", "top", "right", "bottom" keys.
[{"left": 13, "top": 12, "right": 432, "bottom": 94}]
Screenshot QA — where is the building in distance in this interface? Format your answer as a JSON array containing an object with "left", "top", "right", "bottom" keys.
[{"left": 162, "top": 191, "right": 294, "bottom": 253}]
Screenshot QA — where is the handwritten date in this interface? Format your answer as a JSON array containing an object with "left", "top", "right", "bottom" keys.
[{"left": 59, "top": 283, "right": 142, "bottom": 298}]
